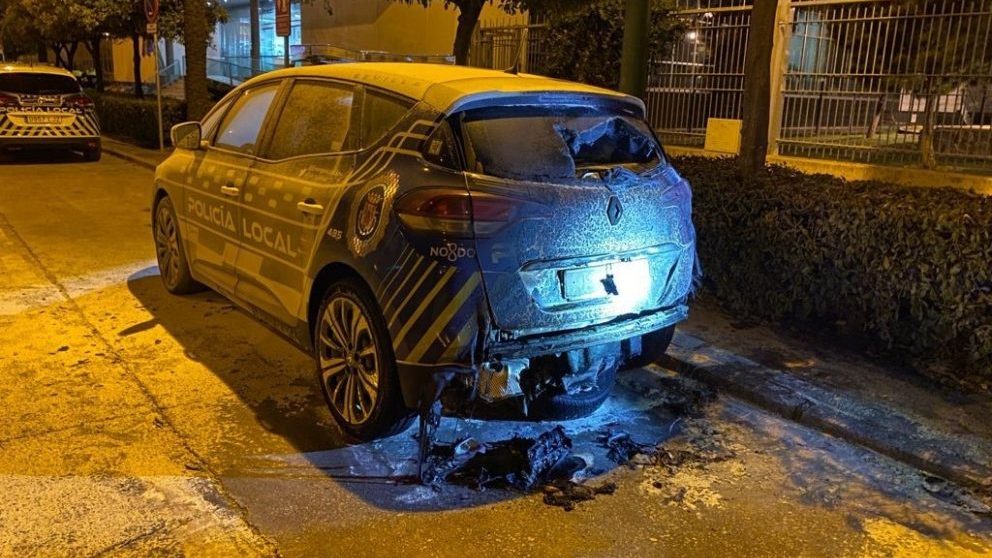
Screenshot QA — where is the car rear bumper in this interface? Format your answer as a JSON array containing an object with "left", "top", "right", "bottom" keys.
[
  {"left": 0, "top": 136, "right": 100, "bottom": 150},
  {"left": 487, "top": 302, "right": 688, "bottom": 360},
  {"left": 394, "top": 302, "right": 688, "bottom": 408}
]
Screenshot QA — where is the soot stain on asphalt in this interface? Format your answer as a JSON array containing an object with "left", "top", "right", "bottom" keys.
[{"left": 419, "top": 374, "right": 723, "bottom": 511}]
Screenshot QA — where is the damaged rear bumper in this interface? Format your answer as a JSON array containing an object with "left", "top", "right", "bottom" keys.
[
  {"left": 487, "top": 303, "right": 688, "bottom": 360},
  {"left": 395, "top": 302, "right": 688, "bottom": 408}
]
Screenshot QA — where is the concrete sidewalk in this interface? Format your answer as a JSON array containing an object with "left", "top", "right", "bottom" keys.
[
  {"left": 664, "top": 301, "right": 992, "bottom": 499},
  {"left": 102, "top": 137, "right": 169, "bottom": 169}
]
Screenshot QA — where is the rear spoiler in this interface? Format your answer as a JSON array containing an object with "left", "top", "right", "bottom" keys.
[{"left": 443, "top": 91, "right": 646, "bottom": 119}]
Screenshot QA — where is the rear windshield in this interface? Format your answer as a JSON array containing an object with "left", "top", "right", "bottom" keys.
[
  {"left": 0, "top": 73, "right": 81, "bottom": 95},
  {"left": 458, "top": 106, "right": 662, "bottom": 181}
]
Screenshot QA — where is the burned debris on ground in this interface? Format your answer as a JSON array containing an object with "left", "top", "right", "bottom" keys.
[{"left": 412, "top": 373, "right": 730, "bottom": 511}]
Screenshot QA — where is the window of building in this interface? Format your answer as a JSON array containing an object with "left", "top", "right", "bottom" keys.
[
  {"left": 214, "top": 83, "right": 280, "bottom": 154},
  {"left": 266, "top": 81, "right": 357, "bottom": 159}
]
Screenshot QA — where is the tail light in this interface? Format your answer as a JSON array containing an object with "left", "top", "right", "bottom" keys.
[
  {"left": 66, "top": 94, "right": 94, "bottom": 109},
  {"left": 0, "top": 93, "right": 18, "bottom": 108},
  {"left": 395, "top": 188, "right": 518, "bottom": 237}
]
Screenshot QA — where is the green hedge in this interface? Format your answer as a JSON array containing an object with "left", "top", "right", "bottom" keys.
[
  {"left": 89, "top": 92, "right": 187, "bottom": 148},
  {"left": 676, "top": 156, "right": 992, "bottom": 386}
]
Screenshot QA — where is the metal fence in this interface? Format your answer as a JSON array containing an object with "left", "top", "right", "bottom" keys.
[
  {"left": 646, "top": 0, "right": 752, "bottom": 147},
  {"left": 648, "top": 0, "right": 992, "bottom": 172},
  {"left": 470, "top": 16, "right": 550, "bottom": 74},
  {"left": 777, "top": 0, "right": 992, "bottom": 171}
]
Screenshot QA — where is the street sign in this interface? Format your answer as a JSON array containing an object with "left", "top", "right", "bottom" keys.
[
  {"left": 275, "top": 0, "right": 291, "bottom": 37},
  {"left": 144, "top": 0, "right": 159, "bottom": 24},
  {"left": 145, "top": 22, "right": 157, "bottom": 35}
]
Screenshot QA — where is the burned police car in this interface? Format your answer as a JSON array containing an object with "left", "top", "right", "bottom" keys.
[
  {"left": 0, "top": 64, "right": 101, "bottom": 160},
  {"left": 154, "top": 63, "right": 697, "bottom": 441}
]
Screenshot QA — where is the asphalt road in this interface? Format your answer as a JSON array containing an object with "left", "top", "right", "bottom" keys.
[{"left": 0, "top": 149, "right": 989, "bottom": 557}]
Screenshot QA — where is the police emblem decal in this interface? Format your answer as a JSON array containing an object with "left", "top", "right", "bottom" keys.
[
  {"left": 347, "top": 171, "right": 398, "bottom": 257},
  {"left": 356, "top": 186, "right": 384, "bottom": 240}
]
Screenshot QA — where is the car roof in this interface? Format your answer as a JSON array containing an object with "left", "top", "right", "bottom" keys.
[
  {"left": 245, "top": 62, "right": 645, "bottom": 115},
  {"left": 0, "top": 63, "right": 76, "bottom": 78}
]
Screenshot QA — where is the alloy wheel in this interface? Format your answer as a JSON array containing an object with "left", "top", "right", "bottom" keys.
[
  {"left": 318, "top": 296, "right": 379, "bottom": 425},
  {"left": 155, "top": 204, "right": 181, "bottom": 289}
]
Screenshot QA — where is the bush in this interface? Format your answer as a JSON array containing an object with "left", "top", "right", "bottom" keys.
[
  {"left": 542, "top": 0, "right": 684, "bottom": 89},
  {"left": 89, "top": 91, "right": 187, "bottom": 148},
  {"left": 676, "top": 156, "right": 992, "bottom": 386}
]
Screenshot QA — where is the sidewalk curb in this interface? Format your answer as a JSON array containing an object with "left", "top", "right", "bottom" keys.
[
  {"left": 102, "top": 138, "right": 160, "bottom": 170},
  {"left": 660, "top": 331, "right": 992, "bottom": 495}
]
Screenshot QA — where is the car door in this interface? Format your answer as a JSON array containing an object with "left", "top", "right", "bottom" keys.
[
  {"left": 235, "top": 79, "right": 363, "bottom": 326},
  {"left": 182, "top": 81, "right": 281, "bottom": 298}
]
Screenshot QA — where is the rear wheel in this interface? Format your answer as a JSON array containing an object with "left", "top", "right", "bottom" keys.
[
  {"left": 153, "top": 196, "right": 202, "bottom": 294},
  {"left": 83, "top": 146, "right": 101, "bottom": 162},
  {"left": 625, "top": 325, "right": 676, "bottom": 369},
  {"left": 528, "top": 364, "right": 617, "bottom": 420},
  {"left": 314, "top": 279, "right": 413, "bottom": 441}
]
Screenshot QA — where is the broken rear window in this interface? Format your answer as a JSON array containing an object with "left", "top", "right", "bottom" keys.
[{"left": 457, "top": 105, "right": 663, "bottom": 181}]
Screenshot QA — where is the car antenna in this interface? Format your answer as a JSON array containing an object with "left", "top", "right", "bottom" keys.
[{"left": 504, "top": 28, "right": 527, "bottom": 75}]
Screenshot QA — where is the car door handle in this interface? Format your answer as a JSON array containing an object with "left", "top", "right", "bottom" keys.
[
  {"left": 220, "top": 185, "right": 240, "bottom": 197},
  {"left": 297, "top": 200, "right": 324, "bottom": 215}
]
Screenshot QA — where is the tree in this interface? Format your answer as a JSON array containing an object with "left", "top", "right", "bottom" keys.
[
  {"left": 738, "top": 0, "right": 777, "bottom": 175},
  {"left": 182, "top": 0, "right": 211, "bottom": 119},
  {"left": 541, "top": 0, "right": 682, "bottom": 90},
  {"left": 889, "top": 0, "right": 992, "bottom": 169},
  {"left": 394, "top": 0, "right": 561, "bottom": 66}
]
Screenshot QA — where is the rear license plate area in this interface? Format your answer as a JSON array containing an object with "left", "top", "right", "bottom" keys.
[
  {"left": 25, "top": 115, "right": 65, "bottom": 125},
  {"left": 560, "top": 259, "right": 649, "bottom": 302}
]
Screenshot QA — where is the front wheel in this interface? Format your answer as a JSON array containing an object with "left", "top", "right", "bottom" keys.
[
  {"left": 314, "top": 278, "right": 413, "bottom": 441},
  {"left": 153, "top": 196, "right": 202, "bottom": 294}
]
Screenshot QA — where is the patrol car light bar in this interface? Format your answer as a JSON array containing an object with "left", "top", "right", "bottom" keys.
[{"left": 394, "top": 188, "right": 517, "bottom": 237}]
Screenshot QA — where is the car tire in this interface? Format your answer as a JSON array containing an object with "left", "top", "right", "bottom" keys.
[
  {"left": 625, "top": 325, "right": 676, "bottom": 369},
  {"left": 83, "top": 146, "right": 101, "bottom": 162},
  {"left": 527, "top": 364, "right": 617, "bottom": 421},
  {"left": 314, "top": 278, "right": 413, "bottom": 441},
  {"left": 153, "top": 196, "right": 203, "bottom": 294}
]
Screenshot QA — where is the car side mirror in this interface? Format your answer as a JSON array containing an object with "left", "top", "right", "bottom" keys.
[{"left": 171, "top": 121, "right": 203, "bottom": 150}]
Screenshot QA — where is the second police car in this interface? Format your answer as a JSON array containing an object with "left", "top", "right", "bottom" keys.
[{"left": 0, "top": 63, "right": 101, "bottom": 160}]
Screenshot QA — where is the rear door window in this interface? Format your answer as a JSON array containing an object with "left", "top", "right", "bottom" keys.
[
  {"left": 360, "top": 91, "right": 413, "bottom": 148},
  {"left": 266, "top": 80, "right": 357, "bottom": 159},
  {"left": 0, "top": 73, "right": 81, "bottom": 95},
  {"left": 214, "top": 83, "right": 280, "bottom": 155},
  {"left": 458, "top": 105, "right": 663, "bottom": 181}
]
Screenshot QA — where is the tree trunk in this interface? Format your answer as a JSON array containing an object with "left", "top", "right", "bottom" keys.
[
  {"left": 52, "top": 43, "right": 67, "bottom": 68},
  {"left": 619, "top": 0, "right": 650, "bottom": 97},
  {"left": 250, "top": 0, "right": 261, "bottom": 74},
  {"left": 65, "top": 41, "right": 79, "bottom": 72},
  {"left": 84, "top": 38, "right": 105, "bottom": 92},
  {"left": 452, "top": 0, "right": 484, "bottom": 66},
  {"left": 184, "top": 0, "right": 212, "bottom": 120},
  {"left": 37, "top": 42, "right": 49, "bottom": 63},
  {"left": 920, "top": 87, "right": 939, "bottom": 169},
  {"left": 132, "top": 33, "right": 144, "bottom": 98},
  {"left": 738, "top": 0, "right": 777, "bottom": 175}
]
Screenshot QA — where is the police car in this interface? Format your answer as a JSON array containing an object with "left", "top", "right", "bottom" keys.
[
  {"left": 0, "top": 63, "right": 101, "bottom": 160},
  {"left": 154, "top": 63, "right": 698, "bottom": 440}
]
